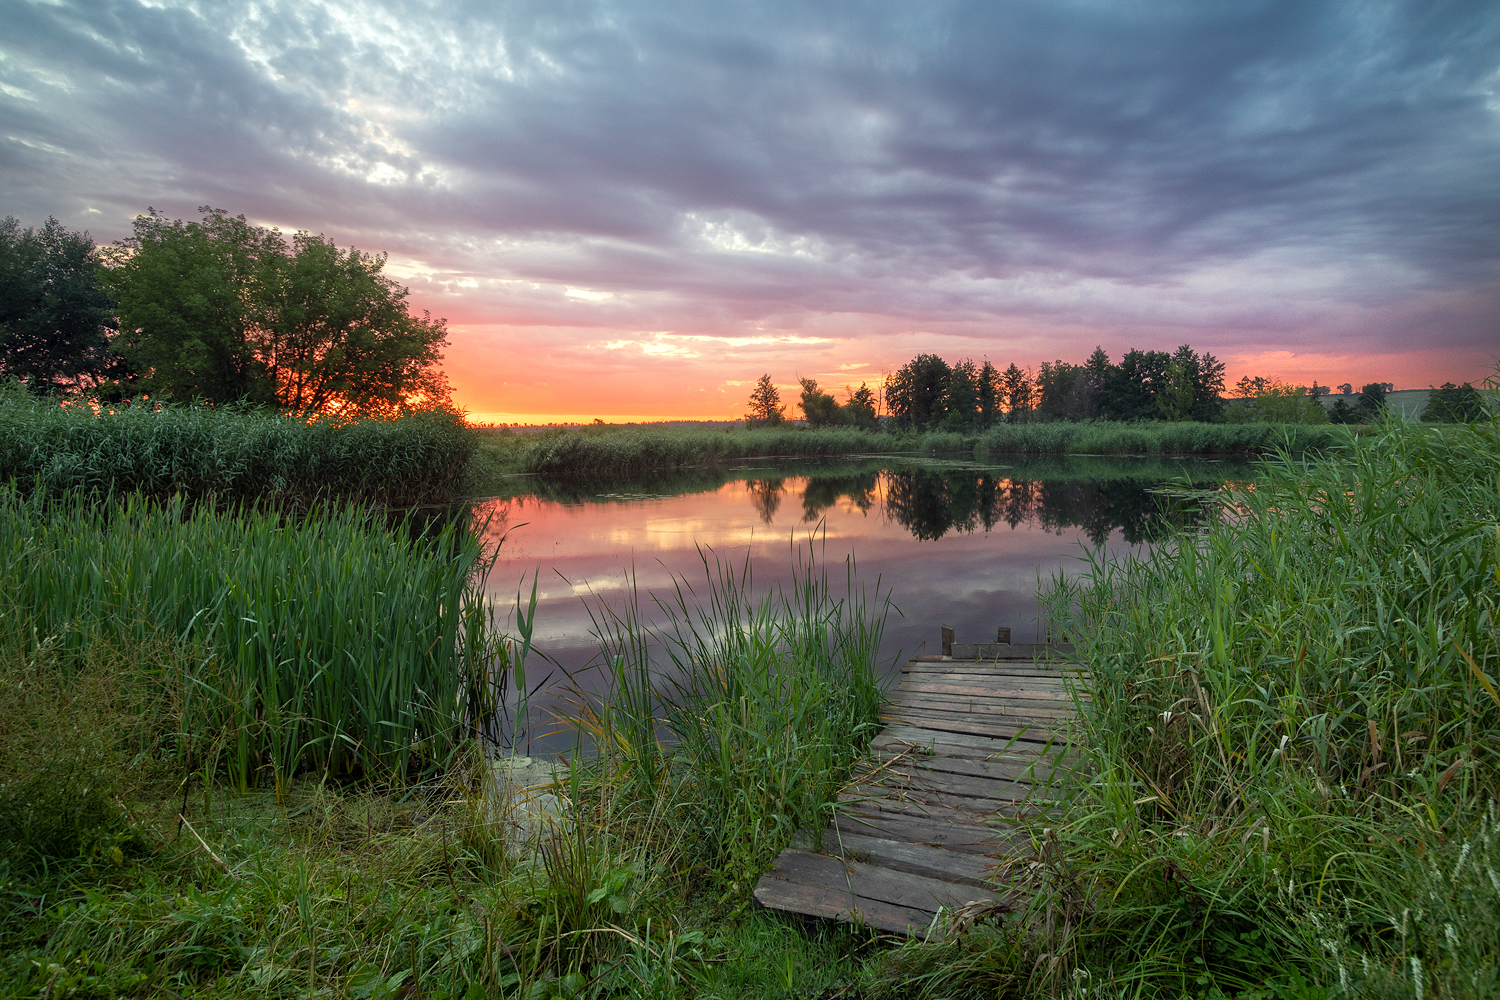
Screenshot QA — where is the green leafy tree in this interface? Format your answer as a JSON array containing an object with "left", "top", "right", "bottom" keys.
[
  {"left": 885, "top": 354, "right": 951, "bottom": 430},
  {"left": 939, "top": 359, "right": 980, "bottom": 431},
  {"left": 0, "top": 217, "right": 118, "bottom": 395},
  {"left": 1103, "top": 349, "right": 1171, "bottom": 421},
  {"left": 1328, "top": 398, "right": 1361, "bottom": 424},
  {"left": 101, "top": 207, "right": 451, "bottom": 413},
  {"left": 1421, "top": 382, "right": 1485, "bottom": 423},
  {"left": 745, "top": 374, "right": 785, "bottom": 427},
  {"left": 1156, "top": 358, "right": 1195, "bottom": 421},
  {"left": 797, "top": 377, "right": 843, "bottom": 427},
  {"left": 844, "top": 382, "right": 878, "bottom": 430}
]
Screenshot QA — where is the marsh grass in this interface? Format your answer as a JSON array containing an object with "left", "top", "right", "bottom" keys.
[
  {"left": 0, "top": 383, "right": 475, "bottom": 506},
  {"left": 2, "top": 486, "right": 507, "bottom": 786},
  {"left": 1018, "top": 404, "right": 1500, "bottom": 993},
  {"left": 569, "top": 540, "right": 889, "bottom": 893}
]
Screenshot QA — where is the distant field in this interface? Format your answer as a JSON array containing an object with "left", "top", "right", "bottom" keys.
[{"left": 1314, "top": 387, "right": 1430, "bottom": 417}]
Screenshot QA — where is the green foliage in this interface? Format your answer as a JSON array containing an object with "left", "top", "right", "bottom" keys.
[
  {"left": 0, "top": 216, "right": 117, "bottom": 395},
  {"left": 977, "top": 419, "right": 1349, "bottom": 456},
  {"left": 844, "top": 382, "right": 879, "bottom": 430},
  {"left": 0, "top": 383, "right": 475, "bottom": 506},
  {"left": 796, "top": 377, "right": 844, "bottom": 427},
  {"left": 2, "top": 487, "right": 500, "bottom": 784},
  {"left": 1226, "top": 383, "right": 1331, "bottom": 425},
  {"left": 745, "top": 374, "right": 785, "bottom": 428},
  {"left": 885, "top": 353, "right": 951, "bottom": 430},
  {"left": 1039, "top": 404, "right": 1500, "bottom": 991},
  {"left": 100, "top": 207, "right": 452, "bottom": 413},
  {"left": 1421, "top": 381, "right": 1487, "bottom": 423},
  {"left": 580, "top": 546, "right": 887, "bottom": 889},
  {"left": 1356, "top": 381, "right": 1388, "bottom": 420}
]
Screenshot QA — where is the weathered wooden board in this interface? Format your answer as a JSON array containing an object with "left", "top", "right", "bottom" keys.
[{"left": 754, "top": 646, "right": 1080, "bottom": 935}]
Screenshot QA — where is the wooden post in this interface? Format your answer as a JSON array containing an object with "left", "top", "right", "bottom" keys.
[
  {"left": 995, "top": 627, "right": 1011, "bottom": 645},
  {"left": 941, "top": 625, "right": 954, "bottom": 657}
]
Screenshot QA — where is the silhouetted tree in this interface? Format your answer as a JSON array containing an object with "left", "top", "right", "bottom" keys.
[
  {"left": 978, "top": 360, "right": 1001, "bottom": 429},
  {"left": 1036, "top": 360, "right": 1083, "bottom": 421},
  {"left": 745, "top": 373, "right": 786, "bottom": 427},
  {"left": 1001, "top": 363, "right": 1034, "bottom": 421},
  {"left": 1356, "top": 382, "right": 1387, "bottom": 420},
  {"left": 0, "top": 216, "right": 118, "bottom": 395},
  {"left": 1103, "top": 349, "right": 1171, "bottom": 421},
  {"left": 1421, "top": 382, "right": 1485, "bottom": 423},
  {"left": 845, "top": 383, "right": 879, "bottom": 430}
]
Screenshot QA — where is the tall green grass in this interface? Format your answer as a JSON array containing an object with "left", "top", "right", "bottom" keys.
[
  {"left": 1032, "top": 409, "right": 1500, "bottom": 993},
  {"left": 1, "top": 486, "right": 506, "bottom": 787},
  {"left": 0, "top": 383, "right": 475, "bottom": 506},
  {"left": 574, "top": 544, "right": 889, "bottom": 888}
]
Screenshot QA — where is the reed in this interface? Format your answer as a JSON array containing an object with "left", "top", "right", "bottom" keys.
[
  {"left": 1031, "top": 406, "right": 1500, "bottom": 992},
  {"left": 0, "top": 382, "right": 475, "bottom": 506},
  {"left": 977, "top": 418, "right": 1354, "bottom": 456},
  {"left": 1, "top": 486, "right": 506, "bottom": 786},
  {"left": 574, "top": 541, "right": 889, "bottom": 889}
]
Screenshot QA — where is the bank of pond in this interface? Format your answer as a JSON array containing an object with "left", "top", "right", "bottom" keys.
[{"left": 1, "top": 388, "right": 1497, "bottom": 997}]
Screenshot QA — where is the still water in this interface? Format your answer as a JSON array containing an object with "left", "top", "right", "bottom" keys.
[{"left": 471, "top": 453, "right": 1250, "bottom": 752}]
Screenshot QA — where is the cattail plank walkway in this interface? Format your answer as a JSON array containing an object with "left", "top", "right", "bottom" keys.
[{"left": 753, "top": 641, "right": 1083, "bottom": 935}]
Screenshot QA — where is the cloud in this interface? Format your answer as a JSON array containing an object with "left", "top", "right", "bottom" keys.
[{"left": 3, "top": 0, "right": 1497, "bottom": 414}]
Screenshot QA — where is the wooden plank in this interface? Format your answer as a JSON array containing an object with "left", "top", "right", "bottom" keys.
[
  {"left": 901, "top": 664, "right": 1085, "bottom": 680},
  {"left": 849, "top": 766, "right": 1037, "bottom": 802},
  {"left": 820, "top": 831, "right": 998, "bottom": 887},
  {"left": 752, "top": 876, "right": 932, "bottom": 934},
  {"left": 830, "top": 811, "right": 1005, "bottom": 854},
  {"left": 873, "top": 726, "right": 1074, "bottom": 759},
  {"left": 890, "top": 697, "right": 1077, "bottom": 720},
  {"left": 879, "top": 710, "right": 1063, "bottom": 743},
  {"left": 897, "top": 681, "right": 1079, "bottom": 700},
  {"left": 868, "top": 749, "right": 1065, "bottom": 784},
  {"left": 763, "top": 850, "right": 998, "bottom": 916}
]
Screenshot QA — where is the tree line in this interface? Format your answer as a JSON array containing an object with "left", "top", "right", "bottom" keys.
[
  {"left": 748, "top": 350, "right": 1487, "bottom": 430},
  {"left": 1, "top": 208, "right": 452, "bottom": 415}
]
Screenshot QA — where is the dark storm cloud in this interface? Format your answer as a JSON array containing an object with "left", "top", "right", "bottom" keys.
[{"left": 2, "top": 0, "right": 1497, "bottom": 358}]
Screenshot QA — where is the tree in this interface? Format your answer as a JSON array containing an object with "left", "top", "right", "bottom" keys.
[
  {"left": 845, "top": 383, "right": 879, "bottom": 430},
  {"left": 1036, "top": 360, "right": 1083, "bottom": 421},
  {"left": 885, "top": 354, "right": 951, "bottom": 430},
  {"left": 1421, "top": 382, "right": 1485, "bottom": 423},
  {"left": 798, "top": 377, "right": 843, "bottom": 427},
  {"left": 940, "top": 359, "right": 980, "bottom": 431},
  {"left": 745, "top": 374, "right": 785, "bottom": 427},
  {"left": 1328, "top": 398, "right": 1361, "bottom": 424},
  {"left": 977, "top": 360, "right": 1001, "bottom": 429},
  {"left": 1235, "top": 375, "right": 1276, "bottom": 398},
  {"left": 1156, "top": 357, "right": 1195, "bottom": 421},
  {"left": 0, "top": 216, "right": 118, "bottom": 395},
  {"left": 101, "top": 207, "right": 452, "bottom": 413},
  {"left": 1103, "top": 349, "right": 1171, "bottom": 421},
  {"left": 1001, "top": 363, "right": 1033, "bottom": 421},
  {"left": 1356, "top": 382, "right": 1387, "bottom": 421}
]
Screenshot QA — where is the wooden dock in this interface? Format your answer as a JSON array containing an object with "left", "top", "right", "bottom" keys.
[{"left": 753, "top": 642, "right": 1082, "bottom": 935}]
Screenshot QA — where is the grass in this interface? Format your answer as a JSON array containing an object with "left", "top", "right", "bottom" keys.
[
  {"left": 0, "top": 382, "right": 475, "bottom": 507},
  {"left": 1020, "top": 402, "right": 1500, "bottom": 994},
  {"left": 1, "top": 487, "right": 508, "bottom": 787}
]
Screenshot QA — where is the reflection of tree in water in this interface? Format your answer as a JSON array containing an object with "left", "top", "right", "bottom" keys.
[
  {"left": 875, "top": 469, "right": 1215, "bottom": 544},
  {"left": 747, "top": 478, "right": 785, "bottom": 525},
  {"left": 801, "top": 472, "right": 878, "bottom": 522}
]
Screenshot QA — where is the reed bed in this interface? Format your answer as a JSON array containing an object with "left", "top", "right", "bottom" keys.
[
  {"left": 573, "top": 543, "right": 889, "bottom": 889},
  {"left": 1, "top": 487, "right": 503, "bottom": 787},
  {"left": 0, "top": 383, "right": 475, "bottom": 506},
  {"left": 488, "top": 420, "right": 1350, "bottom": 484},
  {"left": 1030, "top": 407, "right": 1500, "bottom": 993},
  {"left": 977, "top": 418, "right": 1354, "bottom": 456}
]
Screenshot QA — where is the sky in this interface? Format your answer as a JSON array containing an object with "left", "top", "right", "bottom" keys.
[{"left": 3, "top": 0, "right": 1497, "bottom": 423}]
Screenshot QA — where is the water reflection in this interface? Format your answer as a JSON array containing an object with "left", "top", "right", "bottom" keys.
[{"left": 476, "top": 454, "right": 1250, "bottom": 753}]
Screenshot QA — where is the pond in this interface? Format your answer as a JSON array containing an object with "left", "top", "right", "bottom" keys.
[{"left": 473, "top": 453, "right": 1254, "bottom": 753}]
